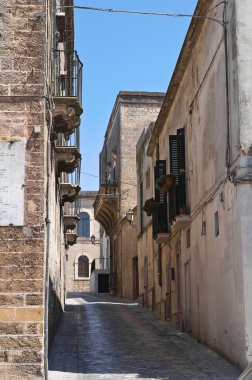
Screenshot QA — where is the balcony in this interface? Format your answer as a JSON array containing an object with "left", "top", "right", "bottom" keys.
[
  {"left": 53, "top": 50, "right": 83, "bottom": 136},
  {"left": 54, "top": 146, "right": 81, "bottom": 174},
  {"left": 56, "top": 0, "right": 65, "bottom": 14},
  {"left": 93, "top": 183, "right": 118, "bottom": 235},
  {"left": 65, "top": 232, "right": 78, "bottom": 246},
  {"left": 56, "top": 0, "right": 65, "bottom": 43},
  {"left": 171, "top": 214, "right": 190, "bottom": 232},
  {"left": 60, "top": 183, "right": 81, "bottom": 204},
  {"left": 155, "top": 231, "right": 171, "bottom": 245},
  {"left": 63, "top": 215, "right": 80, "bottom": 231}
]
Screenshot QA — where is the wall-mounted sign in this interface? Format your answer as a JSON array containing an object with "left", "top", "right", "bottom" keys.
[{"left": 0, "top": 140, "right": 25, "bottom": 226}]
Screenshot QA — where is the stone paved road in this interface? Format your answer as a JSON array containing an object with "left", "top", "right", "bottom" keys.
[{"left": 48, "top": 293, "right": 240, "bottom": 380}]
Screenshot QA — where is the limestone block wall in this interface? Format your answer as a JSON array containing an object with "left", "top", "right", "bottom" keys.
[
  {"left": 0, "top": 1, "right": 46, "bottom": 378},
  {"left": 65, "top": 192, "right": 101, "bottom": 293},
  {"left": 65, "top": 239, "right": 100, "bottom": 293},
  {"left": 120, "top": 96, "right": 164, "bottom": 214}
]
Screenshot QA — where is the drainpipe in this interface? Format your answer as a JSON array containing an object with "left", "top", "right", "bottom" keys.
[
  {"left": 44, "top": 191, "right": 51, "bottom": 380},
  {"left": 44, "top": 112, "right": 53, "bottom": 379},
  {"left": 223, "top": 1, "right": 231, "bottom": 174}
]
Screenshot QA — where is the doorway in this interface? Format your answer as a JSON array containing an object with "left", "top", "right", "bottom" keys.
[
  {"left": 98, "top": 274, "right": 109, "bottom": 293},
  {"left": 132, "top": 256, "right": 139, "bottom": 300}
]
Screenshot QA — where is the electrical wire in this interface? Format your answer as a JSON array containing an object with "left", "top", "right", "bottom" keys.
[
  {"left": 80, "top": 171, "right": 138, "bottom": 187},
  {"left": 57, "top": 5, "right": 225, "bottom": 26}
]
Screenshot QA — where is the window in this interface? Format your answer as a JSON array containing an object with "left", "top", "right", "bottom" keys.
[
  {"left": 186, "top": 228, "right": 191, "bottom": 248},
  {"left": 140, "top": 182, "right": 144, "bottom": 232},
  {"left": 78, "top": 212, "right": 90, "bottom": 237},
  {"left": 215, "top": 211, "right": 219, "bottom": 236},
  {"left": 78, "top": 255, "right": 89, "bottom": 278},
  {"left": 169, "top": 128, "right": 186, "bottom": 222},
  {"left": 146, "top": 168, "right": 150, "bottom": 189}
]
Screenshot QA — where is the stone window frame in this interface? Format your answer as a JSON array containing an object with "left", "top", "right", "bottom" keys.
[
  {"left": 78, "top": 208, "right": 94, "bottom": 239},
  {"left": 78, "top": 212, "right": 90, "bottom": 238},
  {"left": 74, "top": 253, "right": 91, "bottom": 280}
]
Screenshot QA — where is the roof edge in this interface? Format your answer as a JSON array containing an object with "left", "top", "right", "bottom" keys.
[
  {"left": 105, "top": 91, "right": 165, "bottom": 140},
  {"left": 147, "top": 0, "right": 215, "bottom": 156}
]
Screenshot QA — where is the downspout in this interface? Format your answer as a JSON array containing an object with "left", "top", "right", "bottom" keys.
[
  {"left": 43, "top": 0, "right": 49, "bottom": 377},
  {"left": 44, "top": 183, "right": 51, "bottom": 379},
  {"left": 223, "top": 1, "right": 231, "bottom": 174},
  {"left": 44, "top": 0, "right": 53, "bottom": 375}
]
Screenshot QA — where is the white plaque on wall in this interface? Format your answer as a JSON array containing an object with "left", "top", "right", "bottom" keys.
[{"left": 0, "top": 140, "right": 26, "bottom": 226}]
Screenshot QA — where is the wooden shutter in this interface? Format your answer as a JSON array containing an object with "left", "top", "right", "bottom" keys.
[
  {"left": 177, "top": 128, "right": 186, "bottom": 209},
  {"left": 169, "top": 136, "right": 179, "bottom": 222},
  {"left": 169, "top": 135, "right": 179, "bottom": 182},
  {"left": 153, "top": 161, "right": 168, "bottom": 239},
  {"left": 155, "top": 160, "right": 167, "bottom": 204}
]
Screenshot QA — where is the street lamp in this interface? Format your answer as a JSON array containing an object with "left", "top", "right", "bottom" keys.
[
  {"left": 91, "top": 235, "right": 100, "bottom": 245},
  {"left": 126, "top": 209, "right": 134, "bottom": 224}
]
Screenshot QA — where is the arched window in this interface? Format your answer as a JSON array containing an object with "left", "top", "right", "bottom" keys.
[
  {"left": 78, "top": 255, "right": 89, "bottom": 278},
  {"left": 78, "top": 212, "right": 90, "bottom": 237}
]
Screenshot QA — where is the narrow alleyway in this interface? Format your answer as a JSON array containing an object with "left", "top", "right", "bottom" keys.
[{"left": 48, "top": 293, "right": 240, "bottom": 380}]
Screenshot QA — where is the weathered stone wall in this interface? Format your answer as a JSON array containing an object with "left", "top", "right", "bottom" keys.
[
  {"left": 101, "top": 93, "right": 164, "bottom": 299},
  {"left": 120, "top": 96, "right": 164, "bottom": 214},
  {"left": 0, "top": 1, "right": 46, "bottom": 378}
]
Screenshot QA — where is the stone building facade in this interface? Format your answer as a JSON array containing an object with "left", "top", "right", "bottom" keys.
[
  {"left": 94, "top": 92, "right": 164, "bottom": 299},
  {"left": 137, "top": 0, "right": 252, "bottom": 370},
  {"left": 65, "top": 191, "right": 101, "bottom": 293},
  {"left": 0, "top": 0, "right": 82, "bottom": 378}
]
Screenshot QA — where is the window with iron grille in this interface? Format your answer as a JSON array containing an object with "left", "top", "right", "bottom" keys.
[
  {"left": 78, "top": 255, "right": 89, "bottom": 278},
  {"left": 78, "top": 212, "right": 90, "bottom": 237}
]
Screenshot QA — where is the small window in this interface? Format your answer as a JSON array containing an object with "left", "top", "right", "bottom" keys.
[
  {"left": 215, "top": 211, "right": 219, "bottom": 237},
  {"left": 140, "top": 182, "right": 144, "bottom": 232},
  {"left": 186, "top": 228, "right": 190, "bottom": 248},
  {"left": 146, "top": 168, "right": 150, "bottom": 189},
  {"left": 78, "top": 255, "right": 89, "bottom": 278}
]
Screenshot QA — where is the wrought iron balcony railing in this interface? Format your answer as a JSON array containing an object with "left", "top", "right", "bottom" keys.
[
  {"left": 53, "top": 50, "right": 83, "bottom": 106},
  {"left": 56, "top": 0, "right": 65, "bottom": 13}
]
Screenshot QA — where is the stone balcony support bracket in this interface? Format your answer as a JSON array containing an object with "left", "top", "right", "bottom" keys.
[
  {"left": 63, "top": 215, "right": 80, "bottom": 231},
  {"left": 54, "top": 146, "right": 81, "bottom": 174},
  {"left": 65, "top": 232, "right": 78, "bottom": 246},
  {"left": 93, "top": 184, "right": 118, "bottom": 235},
  {"left": 60, "top": 183, "right": 81, "bottom": 204},
  {"left": 171, "top": 215, "right": 190, "bottom": 232},
  {"left": 53, "top": 97, "right": 83, "bottom": 135}
]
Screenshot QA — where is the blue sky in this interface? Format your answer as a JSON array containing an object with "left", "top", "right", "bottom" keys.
[{"left": 74, "top": 0, "right": 198, "bottom": 190}]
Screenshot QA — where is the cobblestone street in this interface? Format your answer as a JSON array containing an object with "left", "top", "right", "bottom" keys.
[{"left": 48, "top": 293, "right": 240, "bottom": 380}]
